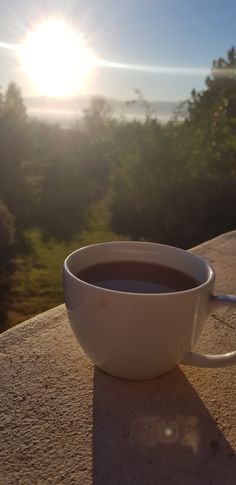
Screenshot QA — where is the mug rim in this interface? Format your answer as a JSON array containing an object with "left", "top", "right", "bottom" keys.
[{"left": 63, "top": 240, "right": 215, "bottom": 297}]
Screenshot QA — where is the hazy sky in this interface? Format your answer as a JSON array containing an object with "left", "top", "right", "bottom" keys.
[{"left": 0, "top": 0, "right": 235, "bottom": 101}]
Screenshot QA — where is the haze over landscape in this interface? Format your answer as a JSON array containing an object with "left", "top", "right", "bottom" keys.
[{"left": 25, "top": 96, "right": 182, "bottom": 126}]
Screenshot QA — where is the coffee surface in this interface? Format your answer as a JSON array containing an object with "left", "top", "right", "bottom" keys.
[{"left": 76, "top": 261, "right": 198, "bottom": 293}]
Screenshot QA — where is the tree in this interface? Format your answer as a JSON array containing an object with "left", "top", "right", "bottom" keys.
[
  {"left": 82, "top": 96, "right": 112, "bottom": 135},
  {"left": 0, "top": 83, "right": 35, "bottom": 229},
  {"left": 4, "top": 82, "right": 26, "bottom": 119},
  {"left": 0, "top": 200, "right": 15, "bottom": 258},
  {"left": 182, "top": 47, "right": 236, "bottom": 179}
]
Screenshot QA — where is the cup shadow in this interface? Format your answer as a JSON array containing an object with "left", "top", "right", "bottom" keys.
[{"left": 92, "top": 367, "right": 235, "bottom": 485}]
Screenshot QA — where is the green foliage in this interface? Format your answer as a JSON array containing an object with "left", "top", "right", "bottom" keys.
[
  {"left": 182, "top": 47, "right": 236, "bottom": 179},
  {"left": 110, "top": 48, "right": 236, "bottom": 246},
  {"left": 7, "top": 224, "right": 128, "bottom": 328},
  {"left": 0, "top": 200, "right": 15, "bottom": 257},
  {"left": 0, "top": 83, "right": 37, "bottom": 228},
  {"left": 1, "top": 48, "right": 236, "bottom": 330}
]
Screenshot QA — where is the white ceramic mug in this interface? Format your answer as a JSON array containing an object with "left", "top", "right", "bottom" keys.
[{"left": 63, "top": 241, "right": 236, "bottom": 380}]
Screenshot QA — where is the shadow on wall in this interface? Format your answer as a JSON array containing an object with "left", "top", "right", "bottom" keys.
[{"left": 92, "top": 367, "right": 235, "bottom": 485}]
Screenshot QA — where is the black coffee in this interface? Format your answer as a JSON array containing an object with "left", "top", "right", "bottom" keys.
[{"left": 76, "top": 261, "right": 198, "bottom": 293}]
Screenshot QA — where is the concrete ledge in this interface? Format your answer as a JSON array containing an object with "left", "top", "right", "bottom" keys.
[{"left": 0, "top": 232, "right": 236, "bottom": 484}]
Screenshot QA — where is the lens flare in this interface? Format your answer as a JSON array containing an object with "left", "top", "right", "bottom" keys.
[
  {"left": 18, "top": 19, "right": 97, "bottom": 97},
  {"left": 98, "top": 58, "right": 210, "bottom": 76},
  {"left": 2, "top": 28, "right": 234, "bottom": 98}
]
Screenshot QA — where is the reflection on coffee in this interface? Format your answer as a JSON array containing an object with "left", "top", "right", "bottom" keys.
[{"left": 76, "top": 261, "right": 198, "bottom": 293}]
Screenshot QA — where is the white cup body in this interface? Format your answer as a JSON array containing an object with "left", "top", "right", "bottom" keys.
[{"left": 63, "top": 241, "right": 214, "bottom": 380}]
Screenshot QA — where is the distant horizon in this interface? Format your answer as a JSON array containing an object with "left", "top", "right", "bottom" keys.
[
  {"left": 24, "top": 95, "right": 185, "bottom": 126},
  {"left": 24, "top": 93, "right": 185, "bottom": 103}
]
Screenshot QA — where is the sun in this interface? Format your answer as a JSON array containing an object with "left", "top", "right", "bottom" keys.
[{"left": 19, "top": 19, "right": 96, "bottom": 97}]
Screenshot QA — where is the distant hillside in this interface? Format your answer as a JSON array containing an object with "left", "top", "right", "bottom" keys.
[{"left": 24, "top": 95, "right": 186, "bottom": 127}]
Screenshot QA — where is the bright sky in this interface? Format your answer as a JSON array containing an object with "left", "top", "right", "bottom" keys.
[{"left": 0, "top": 0, "right": 235, "bottom": 101}]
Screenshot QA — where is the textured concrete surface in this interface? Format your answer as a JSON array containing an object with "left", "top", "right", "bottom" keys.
[{"left": 0, "top": 231, "right": 236, "bottom": 485}]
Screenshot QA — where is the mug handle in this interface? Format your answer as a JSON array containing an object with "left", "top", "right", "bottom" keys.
[{"left": 182, "top": 295, "right": 236, "bottom": 368}]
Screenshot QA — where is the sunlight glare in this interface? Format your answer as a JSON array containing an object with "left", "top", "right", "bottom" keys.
[{"left": 19, "top": 19, "right": 96, "bottom": 97}]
